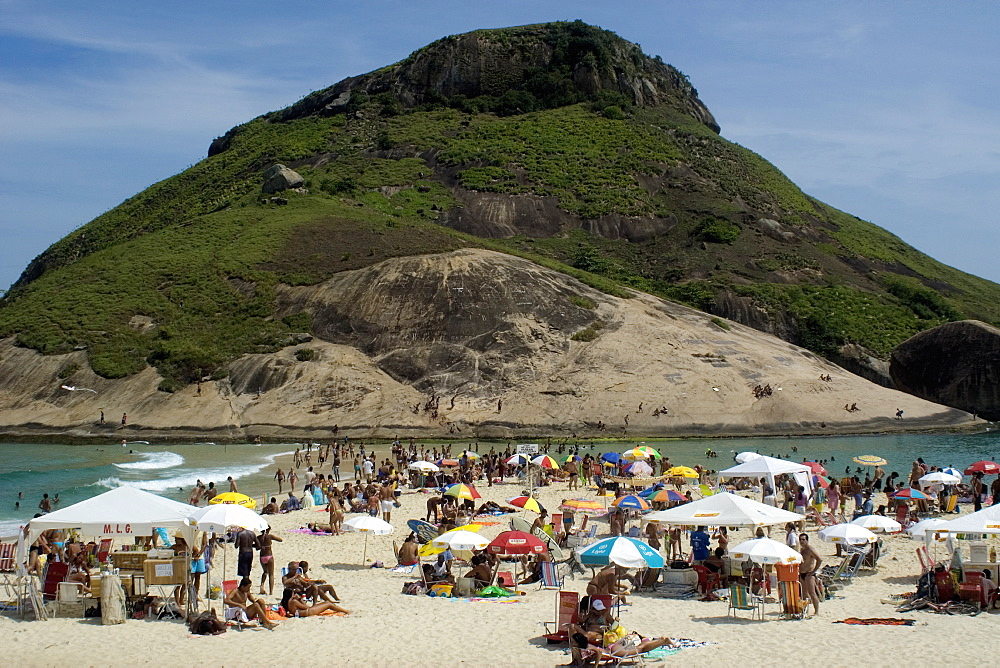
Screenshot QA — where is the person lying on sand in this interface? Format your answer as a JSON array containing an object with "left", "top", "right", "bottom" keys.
[
  {"left": 283, "top": 590, "right": 350, "bottom": 616},
  {"left": 566, "top": 628, "right": 675, "bottom": 666}
]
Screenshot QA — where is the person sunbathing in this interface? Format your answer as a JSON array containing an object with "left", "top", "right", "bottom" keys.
[
  {"left": 397, "top": 535, "right": 419, "bottom": 566},
  {"left": 224, "top": 577, "right": 278, "bottom": 630},
  {"left": 285, "top": 591, "right": 349, "bottom": 616},
  {"left": 567, "top": 628, "right": 675, "bottom": 665},
  {"left": 298, "top": 561, "right": 341, "bottom": 602}
]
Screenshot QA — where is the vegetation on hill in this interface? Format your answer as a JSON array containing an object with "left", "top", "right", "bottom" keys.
[{"left": 3, "top": 21, "right": 999, "bottom": 389}]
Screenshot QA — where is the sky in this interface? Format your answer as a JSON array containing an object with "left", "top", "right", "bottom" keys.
[{"left": 1, "top": 1, "right": 998, "bottom": 292}]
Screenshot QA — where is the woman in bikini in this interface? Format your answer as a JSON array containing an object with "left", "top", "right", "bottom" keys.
[
  {"left": 283, "top": 590, "right": 350, "bottom": 616},
  {"left": 257, "top": 527, "right": 283, "bottom": 595}
]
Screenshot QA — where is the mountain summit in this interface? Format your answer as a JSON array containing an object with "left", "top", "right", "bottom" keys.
[{"left": 1, "top": 21, "right": 998, "bottom": 415}]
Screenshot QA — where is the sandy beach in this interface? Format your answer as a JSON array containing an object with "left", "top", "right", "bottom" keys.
[{"left": 3, "top": 448, "right": 996, "bottom": 668}]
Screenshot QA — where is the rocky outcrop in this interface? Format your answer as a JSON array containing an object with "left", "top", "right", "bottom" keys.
[
  {"left": 268, "top": 22, "right": 719, "bottom": 134},
  {"left": 890, "top": 320, "right": 1000, "bottom": 420},
  {"left": 261, "top": 164, "right": 304, "bottom": 194}
]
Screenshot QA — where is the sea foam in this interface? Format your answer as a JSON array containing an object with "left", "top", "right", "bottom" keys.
[{"left": 113, "top": 451, "right": 184, "bottom": 470}]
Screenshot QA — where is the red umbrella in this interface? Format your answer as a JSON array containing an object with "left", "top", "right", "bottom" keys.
[
  {"left": 804, "top": 461, "right": 826, "bottom": 475},
  {"left": 964, "top": 461, "right": 1000, "bottom": 476},
  {"left": 891, "top": 487, "right": 929, "bottom": 500},
  {"left": 487, "top": 530, "right": 547, "bottom": 556}
]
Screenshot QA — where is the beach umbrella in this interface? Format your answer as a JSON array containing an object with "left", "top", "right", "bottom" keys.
[
  {"left": 804, "top": 461, "right": 827, "bottom": 475},
  {"left": 508, "top": 496, "right": 545, "bottom": 513},
  {"left": 505, "top": 454, "right": 529, "bottom": 466},
  {"left": 891, "top": 488, "right": 929, "bottom": 500},
  {"left": 408, "top": 461, "right": 440, "bottom": 473},
  {"left": 941, "top": 467, "right": 963, "bottom": 479},
  {"left": 460, "top": 451, "right": 481, "bottom": 460},
  {"left": 965, "top": 461, "right": 1000, "bottom": 476},
  {"left": 601, "top": 452, "right": 623, "bottom": 465},
  {"left": 419, "top": 529, "right": 491, "bottom": 558},
  {"left": 444, "top": 483, "right": 482, "bottom": 500},
  {"left": 853, "top": 455, "right": 888, "bottom": 467},
  {"left": 208, "top": 492, "right": 257, "bottom": 509},
  {"left": 343, "top": 515, "right": 394, "bottom": 564},
  {"left": 644, "top": 489, "right": 685, "bottom": 503},
  {"left": 561, "top": 454, "right": 581, "bottom": 463},
  {"left": 735, "top": 452, "right": 763, "bottom": 464},
  {"left": 665, "top": 466, "right": 699, "bottom": 478},
  {"left": 487, "top": 530, "right": 547, "bottom": 556},
  {"left": 729, "top": 537, "right": 803, "bottom": 565},
  {"left": 188, "top": 504, "right": 268, "bottom": 534},
  {"left": 436, "top": 458, "right": 459, "bottom": 467},
  {"left": 623, "top": 461, "right": 653, "bottom": 476},
  {"left": 560, "top": 498, "right": 606, "bottom": 515},
  {"left": 906, "top": 518, "right": 950, "bottom": 541},
  {"left": 532, "top": 455, "right": 560, "bottom": 469},
  {"left": 578, "top": 537, "right": 665, "bottom": 569},
  {"left": 611, "top": 495, "right": 651, "bottom": 511},
  {"left": 919, "top": 471, "right": 961, "bottom": 485},
  {"left": 818, "top": 523, "right": 878, "bottom": 545},
  {"left": 850, "top": 515, "right": 902, "bottom": 533},
  {"left": 622, "top": 446, "right": 661, "bottom": 461}
]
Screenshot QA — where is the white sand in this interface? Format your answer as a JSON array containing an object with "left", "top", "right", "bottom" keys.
[{"left": 3, "top": 452, "right": 995, "bottom": 667}]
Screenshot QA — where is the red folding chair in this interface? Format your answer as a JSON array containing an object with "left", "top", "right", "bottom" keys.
[
  {"left": 692, "top": 564, "right": 722, "bottom": 598},
  {"left": 959, "top": 571, "right": 985, "bottom": 608},
  {"left": 934, "top": 570, "right": 957, "bottom": 603},
  {"left": 542, "top": 590, "right": 579, "bottom": 643},
  {"left": 42, "top": 561, "right": 69, "bottom": 601}
]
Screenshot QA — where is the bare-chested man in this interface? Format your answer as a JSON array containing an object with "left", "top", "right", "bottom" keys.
[
  {"left": 224, "top": 577, "right": 278, "bottom": 629},
  {"left": 379, "top": 481, "right": 396, "bottom": 522},
  {"left": 798, "top": 533, "right": 823, "bottom": 617},
  {"left": 427, "top": 494, "right": 445, "bottom": 523}
]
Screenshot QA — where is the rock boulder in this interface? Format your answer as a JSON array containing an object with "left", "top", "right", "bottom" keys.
[
  {"left": 890, "top": 320, "right": 1000, "bottom": 419},
  {"left": 262, "top": 164, "right": 304, "bottom": 194}
]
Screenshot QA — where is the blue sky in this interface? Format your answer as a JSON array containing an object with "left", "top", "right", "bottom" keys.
[{"left": 2, "top": 1, "right": 998, "bottom": 291}]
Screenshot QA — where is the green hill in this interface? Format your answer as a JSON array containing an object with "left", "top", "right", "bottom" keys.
[{"left": 3, "top": 20, "right": 999, "bottom": 391}]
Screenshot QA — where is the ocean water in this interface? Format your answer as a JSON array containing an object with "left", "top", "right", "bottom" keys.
[{"left": 3, "top": 431, "right": 1000, "bottom": 536}]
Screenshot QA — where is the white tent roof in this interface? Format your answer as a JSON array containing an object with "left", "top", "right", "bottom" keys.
[
  {"left": 23, "top": 486, "right": 196, "bottom": 550},
  {"left": 718, "top": 455, "right": 811, "bottom": 479},
  {"left": 934, "top": 503, "right": 1000, "bottom": 535},
  {"left": 644, "top": 492, "right": 804, "bottom": 527}
]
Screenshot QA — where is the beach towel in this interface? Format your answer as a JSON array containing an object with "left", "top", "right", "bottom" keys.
[
  {"left": 834, "top": 617, "right": 916, "bottom": 626},
  {"left": 390, "top": 564, "right": 417, "bottom": 574},
  {"left": 287, "top": 528, "right": 335, "bottom": 536}
]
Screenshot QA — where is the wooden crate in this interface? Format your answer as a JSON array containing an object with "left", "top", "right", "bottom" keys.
[
  {"left": 143, "top": 557, "right": 187, "bottom": 585},
  {"left": 110, "top": 552, "right": 147, "bottom": 571}
]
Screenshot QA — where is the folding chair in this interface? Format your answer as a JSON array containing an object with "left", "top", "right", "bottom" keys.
[
  {"left": 728, "top": 582, "right": 763, "bottom": 620},
  {"left": 958, "top": 571, "right": 985, "bottom": 609},
  {"left": 778, "top": 580, "right": 805, "bottom": 619},
  {"left": 692, "top": 564, "right": 721, "bottom": 598},
  {"left": 41, "top": 561, "right": 69, "bottom": 601},
  {"left": 915, "top": 545, "right": 933, "bottom": 573},
  {"left": 934, "top": 569, "right": 957, "bottom": 603},
  {"left": 0, "top": 543, "right": 19, "bottom": 601},
  {"left": 538, "top": 560, "right": 562, "bottom": 590},
  {"left": 542, "top": 590, "right": 579, "bottom": 643},
  {"left": 496, "top": 571, "right": 515, "bottom": 589},
  {"left": 53, "top": 581, "right": 84, "bottom": 618},
  {"left": 96, "top": 539, "right": 112, "bottom": 564}
]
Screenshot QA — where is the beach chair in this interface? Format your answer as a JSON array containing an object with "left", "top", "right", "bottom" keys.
[
  {"left": 41, "top": 561, "right": 69, "bottom": 601},
  {"left": 934, "top": 570, "right": 957, "bottom": 603},
  {"left": 0, "top": 542, "right": 19, "bottom": 602},
  {"left": 53, "top": 581, "right": 84, "bottom": 618},
  {"left": 692, "top": 565, "right": 721, "bottom": 598},
  {"left": 959, "top": 571, "right": 985, "bottom": 609},
  {"left": 542, "top": 590, "right": 579, "bottom": 643},
  {"left": 728, "top": 583, "right": 763, "bottom": 620},
  {"left": 538, "top": 560, "right": 562, "bottom": 590},
  {"left": 837, "top": 548, "right": 867, "bottom": 583},
  {"left": 945, "top": 495, "right": 958, "bottom": 513},
  {"left": 894, "top": 504, "right": 909, "bottom": 526},
  {"left": 819, "top": 555, "right": 851, "bottom": 589},
  {"left": 778, "top": 580, "right": 806, "bottom": 619},
  {"left": 96, "top": 539, "right": 112, "bottom": 564},
  {"left": 698, "top": 484, "right": 715, "bottom": 498},
  {"left": 496, "top": 571, "right": 515, "bottom": 589}
]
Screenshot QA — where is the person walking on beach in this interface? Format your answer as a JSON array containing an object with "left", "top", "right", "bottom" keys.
[
  {"left": 288, "top": 469, "right": 297, "bottom": 493},
  {"left": 257, "top": 527, "right": 282, "bottom": 595},
  {"left": 235, "top": 527, "right": 256, "bottom": 579},
  {"left": 332, "top": 452, "right": 341, "bottom": 482},
  {"left": 798, "top": 533, "right": 823, "bottom": 617},
  {"left": 274, "top": 468, "right": 285, "bottom": 494}
]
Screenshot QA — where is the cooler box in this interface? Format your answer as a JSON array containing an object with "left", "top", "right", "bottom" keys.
[{"left": 111, "top": 552, "right": 147, "bottom": 571}]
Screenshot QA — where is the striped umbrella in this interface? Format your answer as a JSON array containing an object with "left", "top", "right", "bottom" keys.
[
  {"left": 891, "top": 487, "right": 929, "bottom": 500},
  {"left": 643, "top": 489, "right": 685, "bottom": 503},
  {"left": 508, "top": 496, "right": 544, "bottom": 513},
  {"left": 443, "top": 483, "right": 482, "bottom": 500},
  {"left": 577, "top": 537, "right": 665, "bottom": 569},
  {"left": 560, "top": 498, "right": 606, "bottom": 515},
  {"left": 623, "top": 461, "right": 653, "bottom": 476},
  {"left": 611, "top": 495, "right": 651, "bottom": 511},
  {"left": 562, "top": 455, "right": 582, "bottom": 463},
  {"left": 460, "top": 451, "right": 481, "bottom": 460},
  {"left": 532, "top": 455, "right": 560, "bottom": 469},
  {"left": 505, "top": 454, "right": 529, "bottom": 466},
  {"left": 623, "top": 446, "right": 661, "bottom": 461},
  {"left": 436, "top": 458, "right": 459, "bottom": 467}
]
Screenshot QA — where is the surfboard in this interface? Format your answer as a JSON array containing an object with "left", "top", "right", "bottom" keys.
[
  {"left": 407, "top": 519, "right": 439, "bottom": 545},
  {"left": 511, "top": 516, "right": 565, "bottom": 561}
]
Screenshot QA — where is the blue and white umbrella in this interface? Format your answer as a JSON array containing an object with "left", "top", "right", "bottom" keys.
[
  {"left": 577, "top": 537, "right": 665, "bottom": 569},
  {"left": 941, "top": 467, "right": 963, "bottom": 479}
]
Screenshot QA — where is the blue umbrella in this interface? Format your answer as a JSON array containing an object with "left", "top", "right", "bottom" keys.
[
  {"left": 577, "top": 537, "right": 665, "bottom": 569},
  {"left": 601, "top": 452, "right": 623, "bottom": 464}
]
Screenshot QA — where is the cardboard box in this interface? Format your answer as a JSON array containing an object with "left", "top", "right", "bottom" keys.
[
  {"left": 143, "top": 557, "right": 187, "bottom": 585},
  {"left": 111, "top": 552, "right": 147, "bottom": 571}
]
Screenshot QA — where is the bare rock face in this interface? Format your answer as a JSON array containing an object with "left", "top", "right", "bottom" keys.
[
  {"left": 262, "top": 164, "right": 304, "bottom": 194},
  {"left": 890, "top": 320, "right": 1000, "bottom": 419},
  {"left": 276, "top": 249, "right": 604, "bottom": 397}
]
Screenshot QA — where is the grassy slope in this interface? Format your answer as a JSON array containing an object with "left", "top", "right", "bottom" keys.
[{"left": 3, "top": 100, "right": 1000, "bottom": 386}]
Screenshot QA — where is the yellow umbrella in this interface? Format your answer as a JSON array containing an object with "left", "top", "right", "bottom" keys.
[
  {"left": 418, "top": 524, "right": 486, "bottom": 557},
  {"left": 665, "top": 466, "right": 699, "bottom": 478},
  {"left": 208, "top": 492, "right": 257, "bottom": 509}
]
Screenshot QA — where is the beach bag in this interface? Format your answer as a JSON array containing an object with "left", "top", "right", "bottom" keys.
[{"left": 603, "top": 623, "right": 629, "bottom": 647}]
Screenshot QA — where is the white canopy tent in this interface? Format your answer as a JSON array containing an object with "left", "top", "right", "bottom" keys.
[
  {"left": 934, "top": 504, "right": 1000, "bottom": 535},
  {"left": 18, "top": 486, "right": 197, "bottom": 566},
  {"left": 717, "top": 455, "right": 814, "bottom": 498},
  {"left": 644, "top": 492, "right": 804, "bottom": 528}
]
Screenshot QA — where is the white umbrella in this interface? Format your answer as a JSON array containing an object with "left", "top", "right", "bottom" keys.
[
  {"left": 626, "top": 461, "right": 653, "bottom": 476},
  {"left": 188, "top": 503, "right": 268, "bottom": 534},
  {"left": 818, "top": 523, "right": 877, "bottom": 545},
  {"left": 429, "top": 530, "right": 489, "bottom": 552},
  {"left": 735, "top": 451, "right": 763, "bottom": 464},
  {"left": 408, "top": 461, "right": 440, "bottom": 473},
  {"left": 941, "top": 467, "right": 963, "bottom": 479},
  {"left": 343, "top": 516, "right": 394, "bottom": 564},
  {"left": 850, "top": 515, "right": 902, "bottom": 533},
  {"left": 919, "top": 471, "right": 961, "bottom": 485},
  {"left": 728, "top": 537, "right": 803, "bottom": 565},
  {"left": 906, "top": 518, "right": 950, "bottom": 541}
]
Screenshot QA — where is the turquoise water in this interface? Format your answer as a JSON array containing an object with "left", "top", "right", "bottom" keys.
[{"left": 3, "top": 431, "right": 1000, "bottom": 535}]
